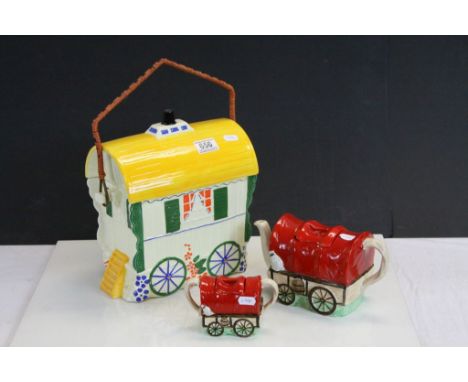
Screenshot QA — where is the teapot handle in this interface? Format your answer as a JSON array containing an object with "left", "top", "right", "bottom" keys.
[
  {"left": 362, "top": 236, "right": 389, "bottom": 289},
  {"left": 261, "top": 278, "right": 279, "bottom": 310},
  {"left": 185, "top": 279, "right": 201, "bottom": 313}
]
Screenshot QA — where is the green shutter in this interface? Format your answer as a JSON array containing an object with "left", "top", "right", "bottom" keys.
[
  {"left": 244, "top": 175, "right": 257, "bottom": 241},
  {"left": 214, "top": 187, "right": 228, "bottom": 220},
  {"left": 165, "top": 199, "right": 181, "bottom": 233}
]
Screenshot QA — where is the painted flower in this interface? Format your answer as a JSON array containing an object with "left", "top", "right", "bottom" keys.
[
  {"left": 133, "top": 275, "right": 150, "bottom": 302},
  {"left": 239, "top": 258, "right": 247, "bottom": 272}
]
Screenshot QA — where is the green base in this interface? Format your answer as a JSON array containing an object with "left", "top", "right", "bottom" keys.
[
  {"left": 292, "top": 294, "right": 364, "bottom": 317},
  {"left": 203, "top": 295, "right": 365, "bottom": 337}
]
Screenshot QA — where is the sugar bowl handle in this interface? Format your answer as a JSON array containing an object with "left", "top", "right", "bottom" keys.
[{"left": 185, "top": 279, "right": 201, "bottom": 312}]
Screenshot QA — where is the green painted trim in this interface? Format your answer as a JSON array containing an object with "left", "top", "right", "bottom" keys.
[
  {"left": 149, "top": 257, "right": 187, "bottom": 296},
  {"left": 244, "top": 175, "right": 257, "bottom": 241},
  {"left": 214, "top": 187, "right": 228, "bottom": 220},
  {"left": 126, "top": 199, "right": 131, "bottom": 228},
  {"left": 223, "top": 328, "right": 258, "bottom": 337},
  {"left": 207, "top": 241, "right": 241, "bottom": 276},
  {"left": 164, "top": 199, "right": 180, "bottom": 233},
  {"left": 333, "top": 295, "right": 364, "bottom": 317},
  {"left": 106, "top": 201, "right": 113, "bottom": 217},
  {"left": 130, "top": 202, "right": 145, "bottom": 272},
  {"left": 292, "top": 294, "right": 364, "bottom": 317}
]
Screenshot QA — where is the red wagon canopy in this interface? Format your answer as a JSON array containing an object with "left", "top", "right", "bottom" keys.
[
  {"left": 270, "top": 214, "right": 375, "bottom": 286},
  {"left": 199, "top": 275, "right": 262, "bottom": 315}
]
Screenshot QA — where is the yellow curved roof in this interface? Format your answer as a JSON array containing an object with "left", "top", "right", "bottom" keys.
[{"left": 86, "top": 118, "right": 258, "bottom": 203}]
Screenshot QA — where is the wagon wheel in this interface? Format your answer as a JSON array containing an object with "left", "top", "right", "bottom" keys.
[
  {"left": 207, "top": 241, "right": 241, "bottom": 276},
  {"left": 308, "top": 286, "right": 336, "bottom": 315},
  {"left": 207, "top": 321, "right": 224, "bottom": 337},
  {"left": 149, "top": 257, "right": 187, "bottom": 296},
  {"left": 277, "top": 284, "right": 295, "bottom": 305},
  {"left": 233, "top": 319, "right": 255, "bottom": 338}
]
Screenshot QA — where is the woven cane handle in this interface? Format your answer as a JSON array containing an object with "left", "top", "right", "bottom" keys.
[{"left": 91, "top": 58, "right": 236, "bottom": 185}]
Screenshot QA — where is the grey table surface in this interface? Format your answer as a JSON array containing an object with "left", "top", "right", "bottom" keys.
[{"left": 1, "top": 238, "right": 467, "bottom": 346}]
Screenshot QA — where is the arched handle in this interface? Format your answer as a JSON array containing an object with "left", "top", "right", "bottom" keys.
[
  {"left": 362, "top": 236, "right": 389, "bottom": 289},
  {"left": 261, "top": 278, "right": 279, "bottom": 310},
  {"left": 91, "top": 58, "right": 236, "bottom": 204},
  {"left": 185, "top": 279, "right": 201, "bottom": 313}
]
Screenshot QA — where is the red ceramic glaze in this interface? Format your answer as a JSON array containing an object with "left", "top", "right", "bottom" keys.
[
  {"left": 199, "top": 275, "right": 262, "bottom": 315},
  {"left": 270, "top": 213, "right": 375, "bottom": 286}
]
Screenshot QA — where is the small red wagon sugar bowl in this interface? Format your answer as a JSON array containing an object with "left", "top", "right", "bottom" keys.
[
  {"left": 186, "top": 275, "right": 278, "bottom": 337},
  {"left": 255, "top": 213, "right": 388, "bottom": 316}
]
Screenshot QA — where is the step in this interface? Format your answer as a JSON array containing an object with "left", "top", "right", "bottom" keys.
[{"left": 100, "top": 250, "right": 129, "bottom": 299}]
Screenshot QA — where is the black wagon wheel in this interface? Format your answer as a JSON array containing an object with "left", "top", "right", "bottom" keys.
[
  {"left": 308, "top": 286, "right": 337, "bottom": 315},
  {"left": 233, "top": 319, "right": 255, "bottom": 338},
  {"left": 207, "top": 321, "right": 224, "bottom": 337},
  {"left": 277, "top": 283, "right": 295, "bottom": 305}
]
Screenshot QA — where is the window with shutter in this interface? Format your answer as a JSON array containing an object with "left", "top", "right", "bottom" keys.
[
  {"left": 214, "top": 187, "right": 228, "bottom": 220},
  {"left": 164, "top": 199, "right": 181, "bottom": 233}
]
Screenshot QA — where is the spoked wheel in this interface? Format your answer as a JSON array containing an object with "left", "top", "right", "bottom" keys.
[
  {"left": 207, "top": 322, "right": 224, "bottom": 337},
  {"left": 149, "top": 257, "right": 187, "bottom": 296},
  {"left": 207, "top": 241, "right": 241, "bottom": 276},
  {"left": 233, "top": 319, "right": 255, "bottom": 338},
  {"left": 278, "top": 284, "right": 295, "bottom": 305},
  {"left": 308, "top": 287, "right": 336, "bottom": 315}
]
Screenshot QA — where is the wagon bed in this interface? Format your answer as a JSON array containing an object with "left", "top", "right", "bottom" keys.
[
  {"left": 270, "top": 266, "right": 374, "bottom": 315},
  {"left": 202, "top": 313, "right": 260, "bottom": 337}
]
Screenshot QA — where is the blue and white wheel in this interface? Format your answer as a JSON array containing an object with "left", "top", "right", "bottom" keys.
[
  {"left": 149, "top": 257, "right": 187, "bottom": 296},
  {"left": 207, "top": 241, "right": 241, "bottom": 276}
]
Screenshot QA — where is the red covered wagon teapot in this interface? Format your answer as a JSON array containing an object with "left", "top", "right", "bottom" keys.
[
  {"left": 255, "top": 213, "right": 388, "bottom": 316},
  {"left": 186, "top": 275, "right": 278, "bottom": 337}
]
